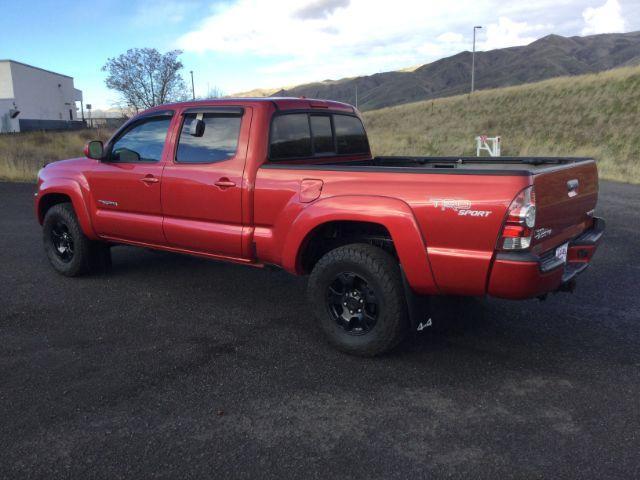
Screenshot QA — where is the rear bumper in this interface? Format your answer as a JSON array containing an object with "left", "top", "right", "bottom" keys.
[{"left": 487, "top": 217, "right": 605, "bottom": 299}]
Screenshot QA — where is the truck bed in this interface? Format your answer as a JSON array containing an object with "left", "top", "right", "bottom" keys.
[
  {"left": 256, "top": 153, "right": 599, "bottom": 297},
  {"left": 262, "top": 156, "right": 594, "bottom": 176}
]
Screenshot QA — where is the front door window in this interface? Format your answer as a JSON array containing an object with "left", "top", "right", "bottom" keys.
[{"left": 109, "top": 117, "right": 172, "bottom": 163}]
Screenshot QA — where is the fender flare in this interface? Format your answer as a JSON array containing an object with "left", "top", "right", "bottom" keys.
[
  {"left": 37, "top": 177, "right": 98, "bottom": 240},
  {"left": 281, "top": 195, "right": 439, "bottom": 295}
]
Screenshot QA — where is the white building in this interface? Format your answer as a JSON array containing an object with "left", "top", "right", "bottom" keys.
[{"left": 0, "top": 60, "right": 83, "bottom": 133}]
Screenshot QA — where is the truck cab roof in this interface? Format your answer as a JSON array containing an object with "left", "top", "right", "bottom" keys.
[{"left": 145, "top": 97, "right": 356, "bottom": 114}]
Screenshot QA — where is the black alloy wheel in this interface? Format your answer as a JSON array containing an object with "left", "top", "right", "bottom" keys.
[
  {"left": 308, "top": 243, "right": 409, "bottom": 356},
  {"left": 43, "top": 202, "right": 104, "bottom": 277},
  {"left": 326, "top": 272, "right": 378, "bottom": 335},
  {"left": 50, "top": 221, "right": 75, "bottom": 263}
]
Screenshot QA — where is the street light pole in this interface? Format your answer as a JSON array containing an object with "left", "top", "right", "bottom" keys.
[
  {"left": 471, "top": 25, "right": 482, "bottom": 94},
  {"left": 190, "top": 70, "right": 195, "bottom": 100}
]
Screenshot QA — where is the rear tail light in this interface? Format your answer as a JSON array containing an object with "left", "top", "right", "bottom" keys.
[{"left": 500, "top": 186, "right": 536, "bottom": 250}]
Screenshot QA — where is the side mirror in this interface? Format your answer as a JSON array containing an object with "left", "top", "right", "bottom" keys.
[
  {"left": 188, "top": 118, "right": 205, "bottom": 137},
  {"left": 84, "top": 140, "right": 103, "bottom": 160}
]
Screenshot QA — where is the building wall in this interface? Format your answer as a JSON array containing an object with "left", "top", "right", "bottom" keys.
[
  {"left": 9, "top": 62, "right": 82, "bottom": 123},
  {"left": 0, "top": 62, "right": 14, "bottom": 98},
  {"left": 0, "top": 98, "right": 19, "bottom": 132},
  {"left": 0, "top": 63, "right": 18, "bottom": 132}
]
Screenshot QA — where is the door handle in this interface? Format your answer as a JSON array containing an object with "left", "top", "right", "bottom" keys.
[
  {"left": 214, "top": 178, "right": 236, "bottom": 188},
  {"left": 141, "top": 175, "right": 159, "bottom": 184}
]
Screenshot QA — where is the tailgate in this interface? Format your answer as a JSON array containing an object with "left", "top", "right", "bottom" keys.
[{"left": 531, "top": 160, "right": 598, "bottom": 254}]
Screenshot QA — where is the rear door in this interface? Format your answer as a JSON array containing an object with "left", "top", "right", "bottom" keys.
[
  {"left": 531, "top": 160, "right": 599, "bottom": 253},
  {"left": 87, "top": 112, "right": 174, "bottom": 244},
  {"left": 161, "top": 106, "right": 251, "bottom": 257}
]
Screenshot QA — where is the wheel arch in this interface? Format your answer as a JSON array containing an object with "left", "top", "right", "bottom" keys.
[
  {"left": 282, "top": 195, "right": 439, "bottom": 295},
  {"left": 38, "top": 192, "right": 72, "bottom": 221},
  {"left": 37, "top": 179, "right": 97, "bottom": 239},
  {"left": 298, "top": 220, "right": 396, "bottom": 273}
]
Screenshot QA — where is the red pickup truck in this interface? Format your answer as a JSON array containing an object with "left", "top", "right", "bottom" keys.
[{"left": 35, "top": 98, "right": 604, "bottom": 355}]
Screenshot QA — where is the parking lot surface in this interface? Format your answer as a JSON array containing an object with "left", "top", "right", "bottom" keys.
[{"left": 1, "top": 180, "right": 639, "bottom": 479}]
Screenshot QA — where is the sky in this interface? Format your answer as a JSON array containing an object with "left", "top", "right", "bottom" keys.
[{"left": 1, "top": 0, "right": 638, "bottom": 110}]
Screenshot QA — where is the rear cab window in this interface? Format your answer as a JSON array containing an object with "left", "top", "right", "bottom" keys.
[
  {"left": 269, "top": 112, "right": 369, "bottom": 161},
  {"left": 270, "top": 113, "right": 312, "bottom": 159},
  {"left": 334, "top": 115, "right": 368, "bottom": 155},
  {"left": 310, "top": 115, "right": 335, "bottom": 154}
]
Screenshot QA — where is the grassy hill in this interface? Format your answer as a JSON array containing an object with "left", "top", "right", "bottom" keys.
[
  {"left": 1, "top": 66, "right": 638, "bottom": 184},
  {"left": 272, "top": 31, "right": 640, "bottom": 111},
  {"left": 363, "top": 65, "right": 640, "bottom": 183}
]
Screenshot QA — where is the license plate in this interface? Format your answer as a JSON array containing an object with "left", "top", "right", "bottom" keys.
[{"left": 555, "top": 242, "right": 569, "bottom": 263}]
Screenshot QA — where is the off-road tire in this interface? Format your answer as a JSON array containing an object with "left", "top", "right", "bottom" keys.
[
  {"left": 43, "top": 203, "right": 107, "bottom": 276},
  {"left": 308, "top": 243, "right": 408, "bottom": 356}
]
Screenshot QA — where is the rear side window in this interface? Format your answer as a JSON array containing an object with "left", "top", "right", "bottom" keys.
[
  {"left": 310, "top": 115, "right": 335, "bottom": 154},
  {"left": 334, "top": 115, "right": 369, "bottom": 154},
  {"left": 176, "top": 113, "right": 242, "bottom": 163},
  {"left": 270, "top": 114, "right": 312, "bottom": 159}
]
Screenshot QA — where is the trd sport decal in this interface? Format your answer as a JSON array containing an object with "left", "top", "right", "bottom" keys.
[
  {"left": 534, "top": 227, "right": 553, "bottom": 240},
  {"left": 431, "top": 198, "right": 492, "bottom": 218}
]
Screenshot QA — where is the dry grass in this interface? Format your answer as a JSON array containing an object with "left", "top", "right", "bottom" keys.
[
  {"left": 363, "top": 65, "right": 640, "bottom": 183},
  {"left": 2, "top": 67, "right": 639, "bottom": 183},
  {"left": 0, "top": 129, "right": 114, "bottom": 182}
]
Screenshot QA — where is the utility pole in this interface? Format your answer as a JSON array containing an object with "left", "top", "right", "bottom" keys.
[
  {"left": 149, "top": 71, "right": 155, "bottom": 106},
  {"left": 86, "top": 104, "right": 92, "bottom": 128},
  {"left": 190, "top": 70, "right": 195, "bottom": 100},
  {"left": 355, "top": 84, "right": 358, "bottom": 108},
  {"left": 471, "top": 25, "right": 482, "bottom": 94}
]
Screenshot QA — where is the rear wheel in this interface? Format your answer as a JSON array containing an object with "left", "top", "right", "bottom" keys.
[
  {"left": 43, "top": 203, "right": 108, "bottom": 276},
  {"left": 308, "top": 243, "right": 408, "bottom": 356}
]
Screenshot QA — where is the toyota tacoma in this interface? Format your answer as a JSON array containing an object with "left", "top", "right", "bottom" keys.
[{"left": 35, "top": 98, "right": 605, "bottom": 355}]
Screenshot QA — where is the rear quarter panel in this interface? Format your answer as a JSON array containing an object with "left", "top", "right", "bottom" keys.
[
  {"left": 406, "top": 173, "right": 529, "bottom": 295},
  {"left": 254, "top": 167, "right": 528, "bottom": 296}
]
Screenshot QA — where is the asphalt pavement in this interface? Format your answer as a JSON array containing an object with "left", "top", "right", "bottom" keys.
[{"left": 1, "top": 180, "right": 639, "bottom": 479}]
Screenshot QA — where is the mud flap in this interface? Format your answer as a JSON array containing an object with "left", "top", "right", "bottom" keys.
[{"left": 400, "top": 268, "right": 432, "bottom": 334}]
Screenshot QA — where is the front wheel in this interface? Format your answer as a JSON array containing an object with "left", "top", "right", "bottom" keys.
[
  {"left": 307, "top": 244, "right": 408, "bottom": 356},
  {"left": 43, "top": 203, "right": 109, "bottom": 276}
]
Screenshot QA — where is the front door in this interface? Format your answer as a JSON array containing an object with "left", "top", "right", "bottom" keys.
[
  {"left": 87, "top": 113, "right": 173, "bottom": 244},
  {"left": 161, "top": 107, "right": 250, "bottom": 257}
]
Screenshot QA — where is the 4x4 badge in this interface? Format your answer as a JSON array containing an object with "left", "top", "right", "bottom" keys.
[{"left": 417, "top": 318, "right": 433, "bottom": 331}]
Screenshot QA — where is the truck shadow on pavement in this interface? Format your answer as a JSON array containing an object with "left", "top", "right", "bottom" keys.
[{"left": 98, "top": 245, "right": 621, "bottom": 372}]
